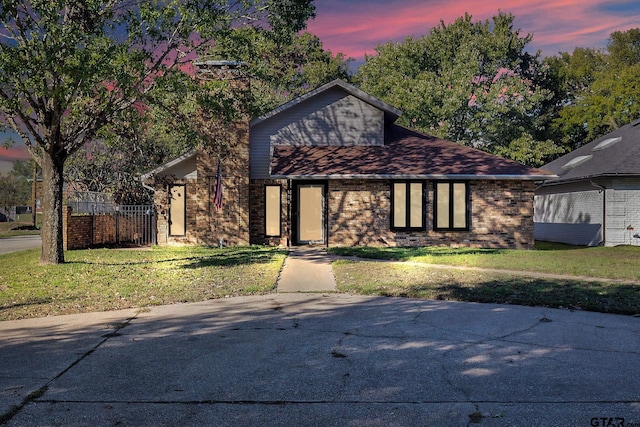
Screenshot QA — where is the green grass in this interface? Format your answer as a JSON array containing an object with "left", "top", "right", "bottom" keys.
[
  {"left": 0, "top": 221, "right": 40, "bottom": 238},
  {"left": 0, "top": 246, "right": 286, "bottom": 321},
  {"left": 333, "top": 261, "right": 640, "bottom": 316},
  {"left": 328, "top": 243, "right": 640, "bottom": 281}
]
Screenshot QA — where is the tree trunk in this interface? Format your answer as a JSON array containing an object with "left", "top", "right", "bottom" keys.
[{"left": 40, "top": 153, "right": 66, "bottom": 264}]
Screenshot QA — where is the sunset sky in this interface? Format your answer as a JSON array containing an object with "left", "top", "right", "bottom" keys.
[{"left": 2, "top": 0, "right": 640, "bottom": 173}]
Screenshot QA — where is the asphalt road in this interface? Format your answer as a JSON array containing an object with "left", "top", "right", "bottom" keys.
[
  {"left": 2, "top": 294, "right": 639, "bottom": 426},
  {"left": 0, "top": 235, "right": 41, "bottom": 255}
]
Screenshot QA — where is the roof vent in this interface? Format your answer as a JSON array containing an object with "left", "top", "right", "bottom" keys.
[
  {"left": 561, "top": 154, "right": 592, "bottom": 170},
  {"left": 593, "top": 136, "right": 621, "bottom": 151}
]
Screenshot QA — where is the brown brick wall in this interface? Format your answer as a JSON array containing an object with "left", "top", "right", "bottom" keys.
[
  {"left": 62, "top": 206, "right": 122, "bottom": 250},
  {"left": 155, "top": 180, "right": 199, "bottom": 246},
  {"left": 326, "top": 179, "right": 535, "bottom": 249},
  {"left": 196, "top": 124, "right": 250, "bottom": 246},
  {"left": 328, "top": 180, "right": 393, "bottom": 246},
  {"left": 247, "top": 179, "right": 534, "bottom": 249},
  {"left": 249, "top": 179, "right": 289, "bottom": 246}
]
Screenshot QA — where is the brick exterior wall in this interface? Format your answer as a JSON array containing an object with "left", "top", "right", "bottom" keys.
[
  {"left": 196, "top": 135, "right": 250, "bottom": 246},
  {"left": 63, "top": 206, "right": 155, "bottom": 250},
  {"left": 152, "top": 63, "right": 251, "bottom": 247},
  {"left": 63, "top": 206, "right": 117, "bottom": 250},
  {"left": 248, "top": 179, "right": 535, "bottom": 249},
  {"left": 249, "top": 179, "right": 289, "bottom": 246},
  {"left": 155, "top": 180, "right": 199, "bottom": 246}
]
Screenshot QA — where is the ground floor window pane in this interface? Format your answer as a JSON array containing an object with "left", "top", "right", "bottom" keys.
[{"left": 265, "top": 185, "right": 281, "bottom": 237}]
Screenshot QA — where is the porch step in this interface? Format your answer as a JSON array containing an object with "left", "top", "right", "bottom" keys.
[{"left": 276, "top": 248, "right": 337, "bottom": 292}]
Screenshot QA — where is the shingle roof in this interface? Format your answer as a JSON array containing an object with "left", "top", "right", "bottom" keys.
[
  {"left": 271, "top": 125, "right": 552, "bottom": 180},
  {"left": 541, "top": 119, "right": 640, "bottom": 184}
]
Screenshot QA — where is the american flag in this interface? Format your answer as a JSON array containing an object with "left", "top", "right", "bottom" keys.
[{"left": 212, "top": 160, "right": 223, "bottom": 210}]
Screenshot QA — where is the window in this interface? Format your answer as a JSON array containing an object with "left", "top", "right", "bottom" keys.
[
  {"left": 434, "top": 182, "right": 469, "bottom": 231},
  {"left": 169, "top": 184, "right": 186, "bottom": 236},
  {"left": 265, "top": 185, "right": 281, "bottom": 237},
  {"left": 391, "top": 181, "right": 424, "bottom": 230}
]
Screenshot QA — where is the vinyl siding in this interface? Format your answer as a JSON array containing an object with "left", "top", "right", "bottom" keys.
[
  {"left": 250, "top": 87, "right": 384, "bottom": 179},
  {"left": 534, "top": 178, "right": 640, "bottom": 246}
]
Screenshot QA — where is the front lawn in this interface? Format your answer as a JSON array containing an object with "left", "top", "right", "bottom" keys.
[
  {"left": 329, "top": 244, "right": 640, "bottom": 316},
  {"left": 328, "top": 243, "right": 640, "bottom": 281},
  {"left": 0, "top": 246, "right": 286, "bottom": 321},
  {"left": 0, "top": 222, "right": 40, "bottom": 238},
  {"left": 333, "top": 261, "right": 640, "bottom": 316}
]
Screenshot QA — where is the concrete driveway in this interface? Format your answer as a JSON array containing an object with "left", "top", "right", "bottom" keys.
[
  {"left": 0, "top": 235, "right": 41, "bottom": 255},
  {"left": 1, "top": 294, "right": 639, "bottom": 426}
]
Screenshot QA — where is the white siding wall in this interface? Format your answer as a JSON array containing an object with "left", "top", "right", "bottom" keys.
[
  {"left": 534, "top": 189, "right": 603, "bottom": 246},
  {"left": 250, "top": 88, "right": 384, "bottom": 179},
  {"left": 535, "top": 177, "right": 640, "bottom": 246},
  {"left": 604, "top": 179, "right": 640, "bottom": 246}
]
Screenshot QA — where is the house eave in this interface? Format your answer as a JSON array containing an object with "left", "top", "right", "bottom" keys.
[
  {"left": 140, "top": 149, "right": 198, "bottom": 183},
  {"left": 270, "top": 174, "right": 556, "bottom": 181},
  {"left": 538, "top": 173, "right": 640, "bottom": 188}
]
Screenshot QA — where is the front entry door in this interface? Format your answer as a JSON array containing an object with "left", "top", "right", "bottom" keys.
[{"left": 296, "top": 183, "right": 326, "bottom": 245}]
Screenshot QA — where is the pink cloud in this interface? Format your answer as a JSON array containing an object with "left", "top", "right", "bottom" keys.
[
  {"left": 0, "top": 146, "right": 30, "bottom": 162},
  {"left": 307, "top": 0, "right": 640, "bottom": 61}
]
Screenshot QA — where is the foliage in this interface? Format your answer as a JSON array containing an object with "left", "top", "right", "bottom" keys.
[
  {"left": 356, "top": 12, "right": 561, "bottom": 166},
  {"left": 548, "top": 28, "right": 640, "bottom": 149},
  {"left": 0, "top": 246, "right": 287, "bottom": 320},
  {"left": 204, "top": 28, "right": 353, "bottom": 116},
  {"left": 0, "top": 0, "right": 315, "bottom": 263},
  {"left": 0, "top": 159, "right": 35, "bottom": 213}
]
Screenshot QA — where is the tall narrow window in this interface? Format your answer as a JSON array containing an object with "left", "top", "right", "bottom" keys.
[
  {"left": 265, "top": 185, "right": 281, "bottom": 237},
  {"left": 169, "top": 184, "right": 186, "bottom": 236},
  {"left": 434, "top": 182, "right": 469, "bottom": 231},
  {"left": 391, "top": 181, "right": 424, "bottom": 231}
]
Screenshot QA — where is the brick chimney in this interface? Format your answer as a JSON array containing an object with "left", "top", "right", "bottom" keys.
[{"left": 194, "top": 60, "right": 250, "bottom": 246}]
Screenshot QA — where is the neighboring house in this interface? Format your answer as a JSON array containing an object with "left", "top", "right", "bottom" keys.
[
  {"left": 143, "top": 61, "right": 553, "bottom": 249},
  {"left": 535, "top": 119, "right": 640, "bottom": 246}
]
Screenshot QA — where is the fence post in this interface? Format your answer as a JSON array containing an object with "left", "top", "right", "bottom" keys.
[{"left": 115, "top": 205, "right": 120, "bottom": 246}]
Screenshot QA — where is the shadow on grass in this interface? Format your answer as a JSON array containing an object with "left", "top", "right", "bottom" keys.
[
  {"left": 180, "top": 248, "right": 288, "bottom": 269},
  {"left": 533, "top": 241, "right": 589, "bottom": 251},
  {"left": 328, "top": 246, "right": 506, "bottom": 261},
  {"left": 66, "top": 247, "right": 288, "bottom": 268},
  {"left": 357, "top": 277, "right": 640, "bottom": 316}
]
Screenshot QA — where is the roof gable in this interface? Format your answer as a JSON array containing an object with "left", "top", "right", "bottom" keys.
[
  {"left": 250, "top": 79, "right": 402, "bottom": 127},
  {"left": 542, "top": 119, "right": 640, "bottom": 183}
]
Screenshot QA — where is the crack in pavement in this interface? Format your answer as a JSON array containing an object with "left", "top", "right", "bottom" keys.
[{"left": 0, "top": 314, "right": 139, "bottom": 425}]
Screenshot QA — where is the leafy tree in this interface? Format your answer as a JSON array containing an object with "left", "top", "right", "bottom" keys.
[
  {"left": 0, "top": 174, "right": 24, "bottom": 216},
  {"left": 549, "top": 28, "right": 640, "bottom": 148},
  {"left": 608, "top": 28, "right": 640, "bottom": 67},
  {"left": 356, "top": 12, "right": 563, "bottom": 166},
  {"left": 544, "top": 48, "right": 607, "bottom": 149},
  {"left": 204, "top": 28, "right": 353, "bottom": 116},
  {"left": 0, "top": 159, "right": 35, "bottom": 217},
  {"left": 0, "top": 0, "right": 314, "bottom": 264}
]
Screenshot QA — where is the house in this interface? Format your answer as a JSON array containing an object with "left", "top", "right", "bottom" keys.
[
  {"left": 534, "top": 119, "right": 640, "bottom": 246},
  {"left": 143, "top": 61, "right": 553, "bottom": 249}
]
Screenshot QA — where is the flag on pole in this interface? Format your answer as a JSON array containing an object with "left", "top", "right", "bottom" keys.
[{"left": 212, "top": 159, "right": 223, "bottom": 210}]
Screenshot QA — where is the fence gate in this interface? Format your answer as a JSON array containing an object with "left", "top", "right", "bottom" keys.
[{"left": 116, "top": 205, "right": 156, "bottom": 247}]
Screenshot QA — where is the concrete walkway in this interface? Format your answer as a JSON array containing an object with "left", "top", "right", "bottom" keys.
[
  {"left": 276, "top": 247, "right": 337, "bottom": 292},
  {"left": 2, "top": 294, "right": 639, "bottom": 426}
]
